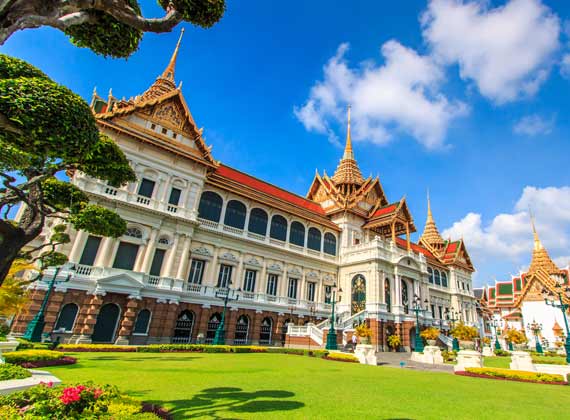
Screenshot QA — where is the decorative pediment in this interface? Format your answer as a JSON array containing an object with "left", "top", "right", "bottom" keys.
[
  {"left": 192, "top": 246, "right": 212, "bottom": 258},
  {"left": 288, "top": 267, "right": 302, "bottom": 276},
  {"left": 245, "top": 256, "right": 262, "bottom": 267},
  {"left": 97, "top": 273, "right": 144, "bottom": 290},
  {"left": 267, "top": 262, "right": 282, "bottom": 272},
  {"left": 153, "top": 101, "right": 184, "bottom": 128},
  {"left": 220, "top": 251, "right": 238, "bottom": 263},
  {"left": 307, "top": 271, "right": 319, "bottom": 279}
]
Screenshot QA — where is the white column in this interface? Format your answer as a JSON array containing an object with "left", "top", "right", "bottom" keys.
[
  {"left": 163, "top": 233, "right": 180, "bottom": 277},
  {"left": 234, "top": 254, "right": 244, "bottom": 290},
  {"left": 94, "top": 237, "right": 116, "bottom": 267},
  {"left": 280, "top": 263, "right": 288, "bottom": 298},
  {"left": 139, "top": 228, "right": 159, "bottom": 273},
  {"left": 176, "top": 235, "right": 192, "bottom": 280},
  {"left": 68, "top": 230, "right": 89, "bottom": 264},
  {"left": 204, "top": 247, "right": 219, "bottom": 286},
  {"left": 259, "top": 261, "right": 267, "bottom": 294},
  {"left": 160, "top": 177, "right": 171, "bottom": 202}
]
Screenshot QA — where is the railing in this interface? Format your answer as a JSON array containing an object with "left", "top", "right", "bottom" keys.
[
  {"left": 288, "top": 324, "right": 324, "bottom": 346},
  {"left": 75, "top": 264, "right": 93, "bottom": 277},
  {"left": 197, "top": 218, "right": 219, "bottom": 230},
  {"left": 438, "top": 333, "right": 453, "bottom": 350},
  {"left": 186, "top": 283, "right": 203, "bottom": 293},
  {"left": 136, "top": 195, "right": 151, "bottom": 205},
  {"left": 147, "top": 275, "right": 160, "bottom": 286},
  {"left": 166, "top": 204, "right": 178, "bottom": 213},
  {"left": 104, "top": 187, "right": 118, "bottom": 196},
  {"left": 223, "top": 225, "right": 244, "bottom": 235}
]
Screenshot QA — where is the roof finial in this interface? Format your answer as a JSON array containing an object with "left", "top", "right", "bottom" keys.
[
  {"left": 427, "top": 189, "right": 433, "bottom": 220},
  {"left": 529, "top": 207, "right": 542, "bottom": 251},
  {"left": 419, "top": 189, "right": 445, "bottom": 249},
  {"left": 343, "top": 104, "right": 354, "bottom": 160},
  {"left": 162, "top": 28, "right": 185, "bottom": 81},
  {"left": 528, "top": 209, "right": 560, "bottom": 275}
]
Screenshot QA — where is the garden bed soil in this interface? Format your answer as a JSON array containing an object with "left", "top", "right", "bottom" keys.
[
  {"left": 455, "top": 371, "right": 568, "bottom": 386},
  {"left": 19, "top": 356, "right": 77, "bottom": 368}
]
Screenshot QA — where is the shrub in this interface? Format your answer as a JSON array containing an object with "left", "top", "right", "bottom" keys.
[
  {"left": 324, "top": 352, "right": 359, "bottom": 363},
  {"left": 4, "top": 349, "right": 64, "bottom": 364},
  {"left": 450, "top": 322, "right": 479, "bottom": 341},
  {"left": 16, "top": 338, "right": 51, "bottom": 350},
  {"left": 532, "top": 356, "right": 567, "bottom": 365},
  {"left": 494, "top": 349, "right": 510, "bottom": 357},
  {"left": 355, "top": 324, "right": 372, "bottom": 338},
  {"left": 57, "top": 344, "right": 137, "bottom": 352},
  {"left": 442, "top": 350, "right": 457, "bottom": 362},
  {"left": 464, "top": 367, "right": 566, "bottom": 384},
  {"left": 505, "top": 329, "right": 527, "bottom": 345},
  {"left": 420, "top": 327, "right": 440, "bottom": 341},
  {"left": 482, "top": 337, "right": 491, "bottom": 346},
  {"left": 0, "top": 363, "right": 32, "bottom": 380},
  {"left": 387, "top": 335, "right": 401, "bottom": 350}
]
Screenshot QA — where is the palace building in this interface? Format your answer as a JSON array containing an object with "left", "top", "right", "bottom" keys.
[
  {"left": 12, "top": 34, "right": 479, "bottom": 349},
  {"left": 475, "top": 221, "right": 570, "bottom": 350}
]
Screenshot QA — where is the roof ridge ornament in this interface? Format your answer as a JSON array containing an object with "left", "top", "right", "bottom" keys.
[
  {"left": 419, "top": 189, "right": 445, "bottom": 249},
  {"left": 331, "top": 105, "right": 364, "bottom": 187},
  {"left": 527, "top": 210, "right": 560, "bottom": 275}
]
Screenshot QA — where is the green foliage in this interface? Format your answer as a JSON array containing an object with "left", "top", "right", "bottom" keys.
[
  {"left": 324, "top": 353, "right": 359, "bottom": 363},
  {"left": 493, "top": 349, "right": 510, "bottom": 357},
  {"left": 387, "top": 334, "right": 401, "bottom": 349},
  {"left": 420, "top": 327, "right": 440, "bottom": 340},
  {"left": 80, "top": 135, "right": 137, "bottom": 187},
  {"left": 3, "top": 349, "right": 64, "bottom": 364},
  {"left": 41, "top": 178, "right": 89, "bottom": 214},
  {"left": 505, "top": 328, "right": 527, "bottom": 345},
  {"left": 57, "top": 344, "right": 136, "bottom": 352},
  {"left": 0, "top": 55, "right": 48, "bottom": 80},
  {"left": 442, "top": 349, "right": 458, "bottom": 362},
  {"left": 38, "top": 252, "right": 69, "bottom": 268},
  {"left": 69, "top": 205, "right": 127, "bottom": 238},
  {"left": 465, "top": 367, "right": 565, "bottom": 384},
  {"left": 16, "top": 338, "right": 51, "bottom": 350},
  {"left": 531, "top": 355, "right": 567, "bottom": 365},
  {"left": 355, "top": 323, "right": 372, "bottom": 338},
  {"left": 450, "top": 322, "right": 479, "bottom": 341},
  {"left": 65, "top": 0, "right": 143, "bottom": 58},
  {"left": 158, "top": 0, "right": 226, "bottom": 28},
  {"left": 0, "top": 363, "right": 31, "bottom": 380}
]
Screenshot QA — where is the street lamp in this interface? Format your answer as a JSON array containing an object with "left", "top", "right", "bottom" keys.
[
  {"left": 412, "top": 295, "right": 429, "bottom": 352},
  {"left": 24, "top": 265, "right": 73, "bottom": 342},
  {"left": 527, "top": 320, "right": 543, "bottom": 354},
  {"left": 325, "top": 283, "right": 342, "bottom": 350},
  {"left": 542, "top": 281, "right": 570, "bottom": 364},
  {"left": 445, "top": 308, "right": 460, "bottom": 352},
  {"left": 491, "top": 319, "right": 502, "bottom": 351},
  {"left": 212, "top": 280, "right": 240, "bottom": 345}
]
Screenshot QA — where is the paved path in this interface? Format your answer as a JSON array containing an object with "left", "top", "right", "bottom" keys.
[{"left": 375, "top": 352, "right": 454, "bottom": 373}]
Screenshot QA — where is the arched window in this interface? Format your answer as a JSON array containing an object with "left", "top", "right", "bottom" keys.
[
  {"left": 384, "top": 279, "right": 391, "bottom": 312},
  {"left": 401, "top": 280, "right": 409, "bottom": 314},
  {"left": 234, "top": 315, "right": 250, "bottom": 345},
  {"left": 427, "top": 267, "right": 434, "bottom": 284},
  {"left": 308, "top": 227, "right": 322, "bottom": 251},
  {"left": 289, "top": 221, "right": 305, "bottom": 247},
  {"left": 434, "top": 269, "right": 441, "bottom": 286},
  {"left": 172, "top": 310, "right": 194, "bottom": 344},
  {"left": 133, "top": 309, "right": 151, "bottom": 335},
  {"left": 259, "top": 317, "right": 273, "bottom": 345},
  {"left": 206, "top": 313, "right": 222, "bottom": 344},
  {"left": 198, "top": 191, "right": 223, "bottom": 222},
  {"left": 54, "top": 303, "right": 79, "bottom": 332},
  {"left": 324, "top": 233, "right": 337, "bottom": 256},
  {"left": 158, "top": 236, "right": 170, "bottom": 245},
  {"left": 351, "top": 275, "right": 366, "bottom": 314},
  {"left": 125, "top": 227, "right": 143, "bottom": 239},
  {"left": 441, "top": 272, "right": 448, "bottom": 287},
  {"left": 248, "top": 208, "right": 268, "bottom": 236},
  {"left": 269, "top": 215, "right": 287, "bottom": 241},
  {"left": 224, "top": 200, "right": 246, "bottom": 229}
]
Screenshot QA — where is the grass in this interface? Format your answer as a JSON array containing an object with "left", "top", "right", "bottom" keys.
[
  {"left": 47, "top": 352, "right": 569, "bottom": 419},
  {"left": 483, "top": 356, "right": 511, "bottom": 369}
]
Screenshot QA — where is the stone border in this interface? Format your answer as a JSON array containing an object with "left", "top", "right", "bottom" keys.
[{"left": 0, "top": 370, "right": 62, "bottom": 395}]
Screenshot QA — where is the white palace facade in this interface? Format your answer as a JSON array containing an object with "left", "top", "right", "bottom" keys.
[{"left": 13, "top": 35, "right": 479, "bottom": 349}]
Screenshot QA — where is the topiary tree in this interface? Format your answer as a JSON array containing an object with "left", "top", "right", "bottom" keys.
[
  {"left": 0, "top": 54, "right": 136, "bottom": 285},
  {"left": 0, "top": 0, "right": 225, "bottom": 58}
]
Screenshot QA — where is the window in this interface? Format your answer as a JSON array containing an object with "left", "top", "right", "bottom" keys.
[
  {"left": 79, "top": 236, "right": 101, "bottom": 266},
  {"left": 466, "top": 283, "right": 470, "bottom": 291},
  {"left": 259, "top": 317, "right": 273, "bottom": 344},
  {"left": 197, "top": 191, "right": 223, "bottom": 222},
  {"left": 384, "top": 279, "right": 391, "bottom": 312},
  {"left": 188, "top": 259, "right": 205, "bottom": 284},
  {"left": 54, "top": 303, "right": 78, "bottom": 332},
  {"left": 217, "top": 264, "right": 233, "bottom": 288},
  {"left": 307, "top": 282, "right": 316, "bottom": 302},
  {"left": 430, "top": 304, "right": 435, "bottom": 318},
  {"left": 125, "top": 227, "right": 143, "bottom": 239},
  {"left": 133, "top": 309, "right": 151, "bottom": 334},
  {"left": 441, "top": 272, "right": 448, "bottom": 287},
  {"left": 288, "top": 278, "right": 298, "bottom": 299},
  {"left": 173, "top": 310, "right": 195, "bottom": 344},
  {"left": 234, "top": 315, "right": 250, "bottom": 345},
  {"left": 401, "top": 280, "right": 409, "bottom": 314},
  {"left": 427, "top": 267, "right": 434, "bottom": 284},
  {"left": 168, "top": 188, "right": 181, "bottom": 206},
  {"left": 158, "top": 237, "right": 170, "bottom": 245},
  {"left": 224, "top": 200, "right": 246, "bottom": 229},
  {"left": 172, "top": 133, "right": 177, "bottom": 139},
  {"left": 150, "top": 123, "right": 156, "bottom": 130},
  {"left": 138, "top": 178, "right": 155, "bottom": 198},
  {"left": 308, "top": 227, "right": 321, "bottom": 251},
  {"left": 243, "top": 269, "right": 256, "bottom": 292},
  {"left": 438, "top": 306, "right": 443, "bottom": 320},
  {"left": 324, "top": 285, "right": 332, "bottom": 303},
  {"left": 161, "top": 127, "right": 167, "bottom": 135},
  {"left": 149, "top": 249, "right": 166, "bottom": 277},
  {"left": 269, "top": 215, "right": 287, "bottom": 241},
  {"left": 324, "top": 233, "right": 337, "bottom": 256},
  {"left": 266, "top": 274, "right": 278, "bottom": 296},
  {"left": 112, "top": 242, "right": 139, "bottom": 271},
  {"left": 248, "top": 208, "right": 268, "bottom": 236},
  {"left": 289, "top": 221, "right": 305, "bottom": 246},
  {"left": 434, "top": 269, "right": 441, "bottom": 286}
]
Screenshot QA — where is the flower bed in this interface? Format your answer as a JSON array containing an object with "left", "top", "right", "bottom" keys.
[
  {"left": 57, "top": 344, "right": 137, "bottom": 352},
  {"left": 21, "top": 356, "right": 77, "bottom": 368},
  {"left": 4, "top": 350, "right": 65, "bottom": 365},
  {"left": 323, "top": 353, "right": 359, "bottom": 363},
  {"left": 0, "top": 382, "right": 163, "bottom": 419},
  {"left": 456, "top": 367, "right": 567, "bottom": 385},
  {"left": 0, "top": 363, "right": 32, "bottom": 381}
]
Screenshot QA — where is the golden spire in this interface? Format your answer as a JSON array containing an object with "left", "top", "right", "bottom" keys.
[
  {"left": 419, "top": 190, "right": 445, "bottom": 249},
  {"left": 138, "top": 28, "right": 185, "bottom": 102},
  {"left": 528, "top": 211, "right": 560, "bottom": 275},
  {"left": 331, "top": 105, "right": 364, "bottom": 186}
]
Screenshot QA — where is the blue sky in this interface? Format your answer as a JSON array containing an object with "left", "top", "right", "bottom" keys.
[{"left": 3, "top": 0, "right": 570, "bottom": 286}]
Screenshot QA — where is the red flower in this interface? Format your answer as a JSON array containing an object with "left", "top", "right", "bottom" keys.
[{"left": 59, "top": 385, "right": 87, "bottom": 405}]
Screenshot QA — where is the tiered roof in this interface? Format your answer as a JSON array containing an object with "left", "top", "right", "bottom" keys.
[
  {"left": 331, "top": 107, "right": 364, "bottom": 186},
  {"left": 419, "top": 192, "right": 445, "bottom": 250}
]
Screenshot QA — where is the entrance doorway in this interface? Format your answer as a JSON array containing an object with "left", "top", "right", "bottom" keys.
[
  {"left": 92, "top": 303, "right": 121, "bottom": 343},
  {"left": 172, "top": 310, "right": 194, "bottom": 344}
]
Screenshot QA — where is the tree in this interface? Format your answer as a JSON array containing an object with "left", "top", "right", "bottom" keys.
[
  {"left": 0, "top": 0, "right": 226, "bottom": 58},
  {"left": 0, "top": 54, "right": 137, "bottom": 285}
]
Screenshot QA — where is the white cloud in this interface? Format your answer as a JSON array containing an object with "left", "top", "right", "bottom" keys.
[
  {"left": 513, "top": 114, "right": 555, "bottom": 136},
  {"left": 294, "top": 41, "right": 467, "bottom": 149},
  {"left": 442, "top": 186, "right": 570, "bottom": 276},
  {"left": 422, "top": 0, "right": 560, "bottom": 104}
]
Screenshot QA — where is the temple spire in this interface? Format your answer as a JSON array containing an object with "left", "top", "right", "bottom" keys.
[
  {"left": 419, "top": 190, "right": 445, "bottom": 249},
  {"left": 162, "top": 28, "right": 184, "bottom": 81},
  {"left": 528, "top": 211, "right": 560, "bottom": 275},
  {"left": 331, "top": 105, "right": 364, "bottom": 186}
]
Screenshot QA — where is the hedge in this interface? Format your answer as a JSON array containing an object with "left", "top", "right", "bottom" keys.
[
  {"left": 3, "top": 349, "right": 77, "bottom": 368},
  {"left": 324, "top": 353, "right": 359, "bottom": 363},
  {"left": 462, "top": 367, "right": 567, "bottom": 385},
  {"left": 0, "top": 363, "right": 32, "bottom": 381},
  {"left": 57, "top": 344, "right": 137, "bottom": 352},
  {"left": 531, "top": 356, "right": 567, "bottom": 365}
]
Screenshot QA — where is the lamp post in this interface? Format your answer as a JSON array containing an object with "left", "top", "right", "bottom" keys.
[
  {"left": 325, "top": 283, "right": 342, "bottom": 350},
  {"left": 412, "top": 295, "right": 429, "bottom": 353},
  {"left": 445, "top": 308, "right": 460, "bottom": 352},
  {"left": 527, "top": 320, "right": 543, "bottom": 354},
  {"left": 491, "top": 319, "right": 502, "bottom": 351},
  {"left": 542, "top": 281, "right": 570, "bottom": 364},
  {"left": 212, "top": 280, "right": 240, "bottom": 345},
  {"left": 24, "top": 265, "right": 72, "bottom": 342}
]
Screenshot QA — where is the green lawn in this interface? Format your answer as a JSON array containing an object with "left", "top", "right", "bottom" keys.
[
  {"left": 483, "top": 356, "right": 511, "bottom": 369},
  {"left": 47, "top": 352, "right": 568, "bottom": 419}
]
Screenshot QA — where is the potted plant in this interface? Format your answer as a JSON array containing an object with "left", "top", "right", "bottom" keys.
[
  {"left": 505, "top": 328, "right": 527, "bottom": 350},
  {"left": 420, "top": 327, "right": 440, "bottom": 346},
  {"left": 482, "top": 337, "right": 491, "bottom": 346},
  {"left": 387, "top": 334, "right": 401, "bottom": 352},
  {"left": 450, "top": 322, "right": 479, "bottom": 350},
  {"left": 355, "top": 324, "right": 372, "bottom": 345}
]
